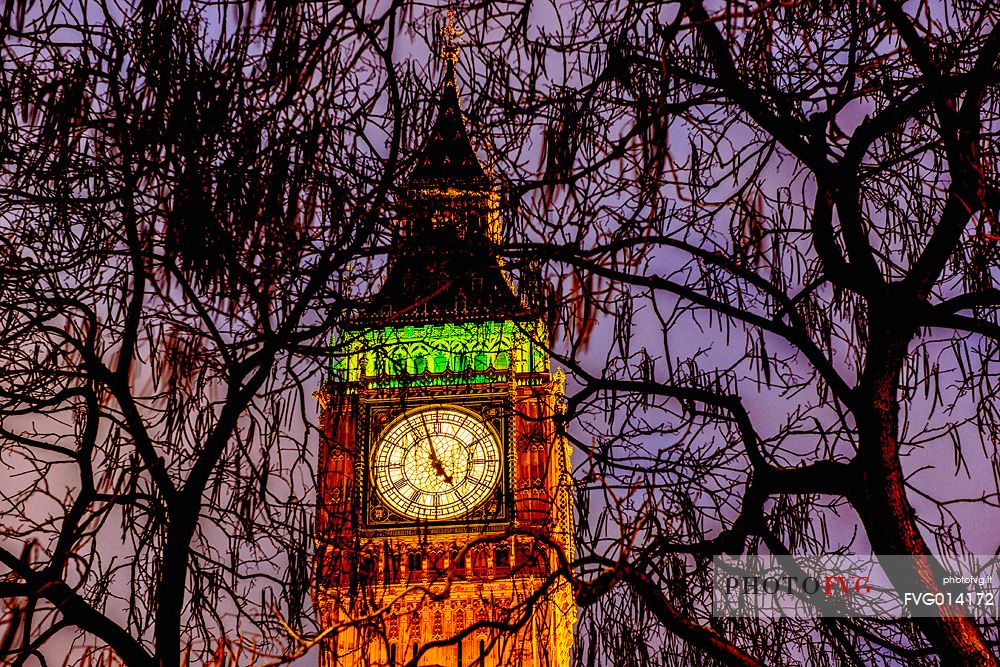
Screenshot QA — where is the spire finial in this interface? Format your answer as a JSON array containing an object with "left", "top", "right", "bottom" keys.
[{"left": 441, "top": 7, "right": 463, "bottom": 65}]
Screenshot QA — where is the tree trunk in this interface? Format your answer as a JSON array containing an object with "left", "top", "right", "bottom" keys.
[
  {"left": 853, "top": 319, "right": 997, "bottom": 666},
  {"left": 155, "top": 514, "right": 198, "bottom": 667}
]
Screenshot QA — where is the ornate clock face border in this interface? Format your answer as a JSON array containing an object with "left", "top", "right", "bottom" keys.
[{"left": 358, "top": 387, "right": 514, "bottom": 536}]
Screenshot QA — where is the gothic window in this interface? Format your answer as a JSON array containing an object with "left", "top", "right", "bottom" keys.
[
  {"left": 428, "top": 550, "right": 446, "bottom": 578},
  {"left": 407, "top": 551, "right": 423, "bottom": 582},
  {"left": 358, "top": 552, "right": 377, "bottom": 589},
  {"left": 450, "top": 545, "right": 466, "bottom": 578},
  {"left": 384, "top": 546, "right": 401, "bottom": 585},
  {"left": 391, "top": 351, "right": 407, "bottom": 375},
  {"left": 407, "top": 343, "right": 429, "bottom": 374},
  {"left": 470, "top": 547, "right": 489, "bottom": 578},
  {"left": 515, "top": 544, "right": 544, "bottom": 576},
  {"left": 413, "top": 355, "right": 427, "bottom": 374},
  {"left": 433, "top": 353, "right": 448, "bottom": 372},
  {"left": 494, "top": 544, "right": 510, "bottom": 576},
  {"left": 473, "top": 352, "right": 489, "bottom": 371}
]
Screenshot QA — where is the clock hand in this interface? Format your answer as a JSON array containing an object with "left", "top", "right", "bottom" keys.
[
  {"left": 420, "top": 413, "right": 454, "bottom": 485},
  {"left": 427, "top": 440, "right": 454, "bottom": 485}
]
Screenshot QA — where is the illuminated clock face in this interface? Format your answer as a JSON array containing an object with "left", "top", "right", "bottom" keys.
[{"left": 372, "top": 406, "right": 502, "bottom": 521}]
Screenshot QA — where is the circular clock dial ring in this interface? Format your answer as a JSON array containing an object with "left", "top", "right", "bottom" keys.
[{"left": 372, "top": 406, "right": 502, "bottom": 520}]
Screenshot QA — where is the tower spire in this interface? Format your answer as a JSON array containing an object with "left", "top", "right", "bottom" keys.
[
  {"left": 405, "top": 8, "right": 486, "bottom": 186},
  {"left": 441, "top": 7, "right": 463, "bottom": 67}
]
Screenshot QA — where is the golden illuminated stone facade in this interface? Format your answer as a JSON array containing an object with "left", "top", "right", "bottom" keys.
[
  {"left": 315, "top": 379, "right": 575, "bottom": 667},
  {"left": 314, "top": 17, "right": 575, "bottom": 667}
]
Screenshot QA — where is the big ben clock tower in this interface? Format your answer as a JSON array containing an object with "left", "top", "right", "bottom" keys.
[{"left": 314, "top": 18, "right": 576, "bottom": 667}]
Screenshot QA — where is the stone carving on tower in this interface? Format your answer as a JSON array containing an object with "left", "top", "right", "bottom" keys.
[{"left": 314, "top": 14, "right": 575, "bottom": 667}]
